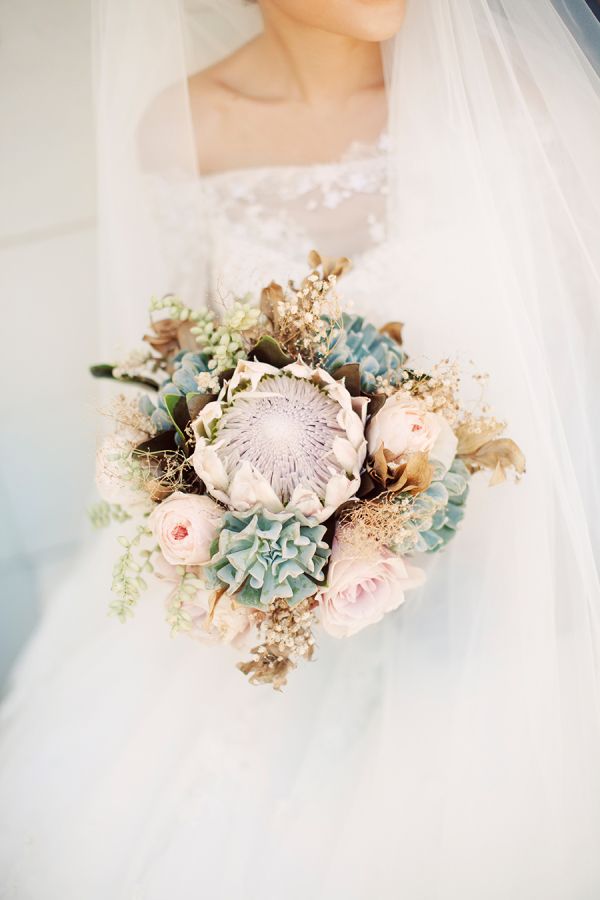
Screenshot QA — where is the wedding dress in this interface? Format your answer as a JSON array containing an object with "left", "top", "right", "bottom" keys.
[{"left": 2, "top": 1, "right": 600, "bottom": 898}]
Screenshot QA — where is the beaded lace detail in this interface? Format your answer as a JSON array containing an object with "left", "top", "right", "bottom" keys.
[{"left": 202, "top": 132, "right": 389, "bottom": 251}]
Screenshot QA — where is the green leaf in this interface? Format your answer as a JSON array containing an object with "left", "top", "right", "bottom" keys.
[
  {"left": 134, "top": 430, "right": 178, "bottom": 456},
  {"left": 249, "top": 335, "right": 293, "bottom": 369},
  {"left": 89, "top": 363, "right": 159, "bottom": 391},
  {"left": 331, "top": 363, "right": 361, "bottom": 396},
  {"left": 164, "top": 394, "right": 190, "bottom": 443},
  {"left": 357, "top": 471, "right": 380, "bottom": 499},
  {"left": 90, "top": 363, "right": 116, "bottom": 379},
  {"left": 366, "top": 392, "right": 386, "bottom": 418},
  {"left": 186, "top": 391, "right": 217, "bottom": 421},
  {"left": 218, "top": 368, "right": 236, "bottom": 386}
]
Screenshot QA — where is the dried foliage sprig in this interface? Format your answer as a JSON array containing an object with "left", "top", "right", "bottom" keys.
[
  {"left": 88, "top": 501, "right": 131, "bottom": 529},
  {"left": 165, "top": 567, "right": 206, "bottom": 634}
]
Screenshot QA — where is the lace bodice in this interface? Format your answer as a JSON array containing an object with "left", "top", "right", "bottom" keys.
[{"left": 149, "top": 134, "right": 407, "bottom": 327}]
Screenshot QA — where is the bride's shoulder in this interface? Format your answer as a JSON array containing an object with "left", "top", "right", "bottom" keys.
[
  {"left": 139, "top": 39, "right": 266, "bottom": 175},
  {"left": 187, "top": 44, "right": 260, "bottom": 174}
]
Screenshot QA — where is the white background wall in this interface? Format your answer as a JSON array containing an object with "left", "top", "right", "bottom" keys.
[{"left": 0, "top": 0, "right": 98, "bottom": 685}]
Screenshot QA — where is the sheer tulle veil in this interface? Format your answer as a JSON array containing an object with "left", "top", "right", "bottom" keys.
[{"left": 92, "top": 1, "right": 600, "bottom": 895}]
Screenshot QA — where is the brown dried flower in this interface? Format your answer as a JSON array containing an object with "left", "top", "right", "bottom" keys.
[
  {"left": 337, "top": 495, "right": 416, "bottom": 554},
  {"left": 143, "top": 318, "right": 197, "bottom": 360},
  {"left": 368, "top": 447, "right": 434, "bottom": 496},
  {"left": 237, "top": 598, "right": 316, "bottom": 690}
]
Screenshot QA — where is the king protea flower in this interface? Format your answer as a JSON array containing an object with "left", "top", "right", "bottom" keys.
[{"left": 192, "top": 359, "right": 367, "bottom": 523}]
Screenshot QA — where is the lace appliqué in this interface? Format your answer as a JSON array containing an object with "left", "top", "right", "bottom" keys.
[{"left": 201, "top": 133, "right": 389, "bottom": 257}]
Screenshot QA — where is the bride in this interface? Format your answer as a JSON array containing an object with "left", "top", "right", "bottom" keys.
[{"left": 2, "top": 1, "right": 600, "bottom": 897}]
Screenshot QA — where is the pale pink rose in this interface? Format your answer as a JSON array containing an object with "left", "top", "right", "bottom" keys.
[
  {"left": 318, "top": 538, "right": 425, "bottom": 638},
  {"left": 152, "top": 553, "right": 180, "bottom": 583},
  {"left": 182, "top": 589, "right": 254, "bottom": 649},
  {"left": 367, "top": 391, "right": 441, "bottom": 458},
  {"left": 150, "top": 491, "right": 223, "bottom": 566},
  {"left": 430, "top": 416, "right": 459, "bottom": 474}
]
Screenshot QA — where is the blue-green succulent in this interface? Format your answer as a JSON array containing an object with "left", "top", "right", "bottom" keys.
[
  {"left": 140, "top": 351, "right": 212, "bottom": 432},
  {"left": 394, "top": 459, "right": 470, "bottom": 555},
  {"left": 325, "top": 313, "right": 406, "bottom": 392},
  {"left": 205, "top": 509, "right": 331, "bottom": 609}
]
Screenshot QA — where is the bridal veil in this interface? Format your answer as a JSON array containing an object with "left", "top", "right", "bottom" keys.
[{"left": 91, "top": 1, "right": 600, "bottom": 896}]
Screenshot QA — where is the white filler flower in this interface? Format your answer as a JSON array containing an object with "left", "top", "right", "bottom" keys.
[{"left": 192, "top": 359, "right": 367, "bottom": 523}]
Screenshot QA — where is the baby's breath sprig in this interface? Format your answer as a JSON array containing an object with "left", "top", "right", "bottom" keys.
[
  {"left": 88, "top": 501, "right": 131, "bottom": 529},
  {"left": 110, "top": 526, "right": 155, "bottom": 622},
  {"left": 166, "top": 567, "right": 205, "bottom": 634},
  {"left": 276, "top": 271, "right": 341, "bottom": 363}
]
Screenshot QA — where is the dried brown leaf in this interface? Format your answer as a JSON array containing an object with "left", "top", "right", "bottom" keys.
[
  {"left": 176, "top": 320, "right": 198, "bottom": 352},
  {"left": 379, "top": 321, "right": 404, "bottom": 346},
  {"left": 143, "top": 318, "right": 180, "bottom": 357},
  {"left": 260, "top": 281, "right": 284, "bottom": 327},
  {"left": 388, "top": 452, "right": 434, "bottom": 495},
  {"left": 461, "top": 438, "right": 526, "bottom": 482},
  {"left": 307, "top": 249, "right": 351, "bottom": 280},
  {"left": 367, "top": 448, "right": 433, "bottom": 496}
]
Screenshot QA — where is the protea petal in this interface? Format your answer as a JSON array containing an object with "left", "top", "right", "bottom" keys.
[{"left": 192, "top": 358, "right": 366, "bottom": 523}]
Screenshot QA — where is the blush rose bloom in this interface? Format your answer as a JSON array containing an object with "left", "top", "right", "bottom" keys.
[
  {"left": 188, "top": 593, "right": 254, "bottom": 650},
  {"left": 318, "top": 538, "right": 425, "bottom": 638},
  {"left": 153, "top": 555, "right": 252, "bottom": 648},
  {"left": 367, "top": 390, "right": 458, "bottom": 473},
  {"left": 149, "top": 491, "right": 223, "bottom": 566}
]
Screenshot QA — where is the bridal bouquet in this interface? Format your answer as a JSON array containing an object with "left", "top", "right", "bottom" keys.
[{"left": 91, "top": 252, "right": 525, "bottom": 688}]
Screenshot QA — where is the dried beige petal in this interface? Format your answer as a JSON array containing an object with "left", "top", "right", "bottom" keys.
[
  {"left": 455, "top": 420, "right": 505, "bottom": 456},
  {"left": 371, "top": 443, "right": 390, "bottom": 483}
]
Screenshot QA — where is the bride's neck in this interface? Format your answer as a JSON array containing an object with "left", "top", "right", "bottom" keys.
[{"left": 257, "top": 7, "right": 383, "bottom": 105}]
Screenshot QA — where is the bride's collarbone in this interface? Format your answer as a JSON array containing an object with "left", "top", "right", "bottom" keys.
[{"left": 187, "top": 68, "right": 387, "bottom": 176}]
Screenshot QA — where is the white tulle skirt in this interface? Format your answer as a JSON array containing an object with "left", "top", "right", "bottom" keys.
[{"left": 2, "top": 474, "right": 600, "bottom": 900}]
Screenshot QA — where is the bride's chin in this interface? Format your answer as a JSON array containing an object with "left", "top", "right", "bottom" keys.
[{"left": 260, "top": 0, "right": 406, "bottom": 43}]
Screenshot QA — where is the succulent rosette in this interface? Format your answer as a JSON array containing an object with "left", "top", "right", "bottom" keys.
[
  {"left": 148, "top": 351, "right": 213, "bottom": 432},
  {"left": 205, "top": 509, "right": 330, "bottom": 609},
  {"left": 192, "top": 358, "right": 367, "bottom": 524},
  {"left": 325, "top": 313, "right": 406, "bottom": 392}
]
